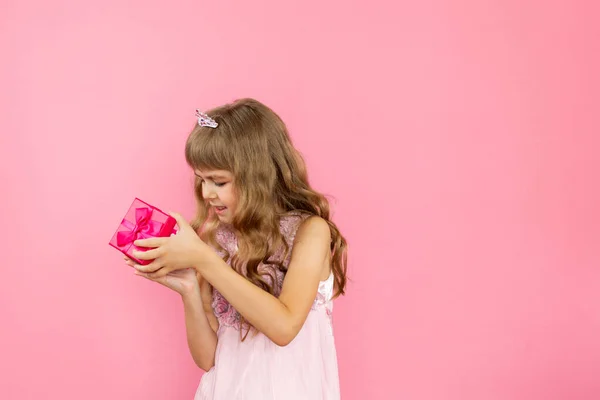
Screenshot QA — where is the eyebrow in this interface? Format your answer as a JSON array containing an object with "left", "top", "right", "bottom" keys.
[{"left": 194, "top": 172, "right": 229, "bottom": 180}]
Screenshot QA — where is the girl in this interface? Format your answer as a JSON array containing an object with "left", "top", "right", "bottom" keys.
[{"left": 126, "top": 98, "right": 347, "bottom": 399}]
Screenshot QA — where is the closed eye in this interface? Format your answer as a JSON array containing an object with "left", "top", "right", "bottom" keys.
[{"left": 198, "top": 178, "right": 227, "bottom": 187}]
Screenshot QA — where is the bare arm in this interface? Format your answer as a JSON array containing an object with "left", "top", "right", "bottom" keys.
[
  {"left": 181, "top": 274, "right": 219, "bottom": 371},
  {"left": 195, "top": 216, "right": 330, "bottom": 346}
]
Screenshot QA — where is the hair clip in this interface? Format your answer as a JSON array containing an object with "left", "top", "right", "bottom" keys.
[{"left": 195, "top": 109, "right": 218, "bottom": 128}]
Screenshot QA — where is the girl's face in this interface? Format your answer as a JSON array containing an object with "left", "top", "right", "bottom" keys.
[{"left": 194, "top": 169, "right": 237, "bottom": 224}]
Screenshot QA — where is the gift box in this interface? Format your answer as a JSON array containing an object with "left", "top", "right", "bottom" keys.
[{"left": 109, "top": 198, "right": 177, "bottom": 265}]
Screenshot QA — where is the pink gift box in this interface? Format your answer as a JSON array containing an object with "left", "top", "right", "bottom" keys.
[{"left": 109, "top": 198, "right": 177, "bottom": 265}]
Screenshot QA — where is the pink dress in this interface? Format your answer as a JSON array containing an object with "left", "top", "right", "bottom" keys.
[{"left": 195, "top": 213, "right": 340, "bottom": 400}]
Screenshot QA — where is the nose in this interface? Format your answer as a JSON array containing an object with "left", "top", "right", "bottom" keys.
[{"left": 202, "top": 182, "right": 218, "bottom": 199}]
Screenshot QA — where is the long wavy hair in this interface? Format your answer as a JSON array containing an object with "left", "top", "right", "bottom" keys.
[{"left": 184, "top": 98, "right": 348, "bottom": 334}]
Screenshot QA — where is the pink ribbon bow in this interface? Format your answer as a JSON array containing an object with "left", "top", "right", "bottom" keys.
[{"left": 116, "top": 207, "right": 163, "bottom": 247}]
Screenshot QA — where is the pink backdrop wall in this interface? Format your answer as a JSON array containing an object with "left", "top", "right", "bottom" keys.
[{"left": 1, "top": 1, "right": 599, "bottom": 399}]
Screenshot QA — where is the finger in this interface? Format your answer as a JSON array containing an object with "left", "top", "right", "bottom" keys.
[
  {"left": 124, "top": 255, "right": 138, "bottom": 266},
  {"left": 134, "top": 270, "right": 164, "bottom": 282},
  {"left": 169, "top": 212, "right": 189, "bottom": 231},
  {"left": 134, "top": 260, "right": 163, "bottom": 273},
  {"left": 133, "top": 237, "right": 168, "bottom": 248},
  {"left": 145, "top": 266, "right": 171, "bottom": 280},
  {"left": 134, "top": 271, "right": 163, "bottom": 284},
  {"left": 132, "top": 247, "right": 162, "bottom": 261}
]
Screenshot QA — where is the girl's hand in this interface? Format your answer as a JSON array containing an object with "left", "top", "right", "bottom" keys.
[
  {"left": 125, "top": 256, "right": 200, "bottom": 297},
  {"left": 131, "top": 212, "right": 218, "bottom": 279}
]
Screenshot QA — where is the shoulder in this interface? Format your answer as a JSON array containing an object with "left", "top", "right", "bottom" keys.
[
  {"left": 286, "top": 215, "right": 331, "bottom": 275},
  {"left": 280, "top": 212, "right": 330, "bottom": 246},
  {"left": 290, "top": 216, "right": 332, "bottom": 263},
  {"left": 294, "top": 215, "right": 331, "bottom": 244}
]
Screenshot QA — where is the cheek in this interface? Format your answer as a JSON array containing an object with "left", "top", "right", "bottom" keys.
[{"left": 224, "top": 188, "right": 238, "bottom": 208}]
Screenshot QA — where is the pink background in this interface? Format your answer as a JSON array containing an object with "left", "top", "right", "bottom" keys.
[{"left": 1, "top": 1, "right": 599, "bottom": 399}]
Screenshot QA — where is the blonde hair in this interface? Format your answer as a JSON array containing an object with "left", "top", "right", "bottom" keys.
[{"left": 185, "top": 98, "right": 348, "bottom": 325}]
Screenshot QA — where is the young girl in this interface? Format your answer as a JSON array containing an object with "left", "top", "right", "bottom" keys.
[{"left": 126, "top": 98, "right": 347, "bottom": 399}]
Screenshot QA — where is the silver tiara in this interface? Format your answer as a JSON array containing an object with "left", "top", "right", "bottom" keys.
[{"left": 195, "top": 109, "right": 218, "bottom": 128}]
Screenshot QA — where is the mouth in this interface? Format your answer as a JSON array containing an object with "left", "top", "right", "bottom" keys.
[{"left": 212, "top": 205, "right": 227, "bottom": 215}]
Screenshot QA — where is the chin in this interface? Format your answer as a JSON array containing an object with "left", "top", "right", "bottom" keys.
[{"left": 217, "top": 215, "right": 232, "bottom": 224}]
